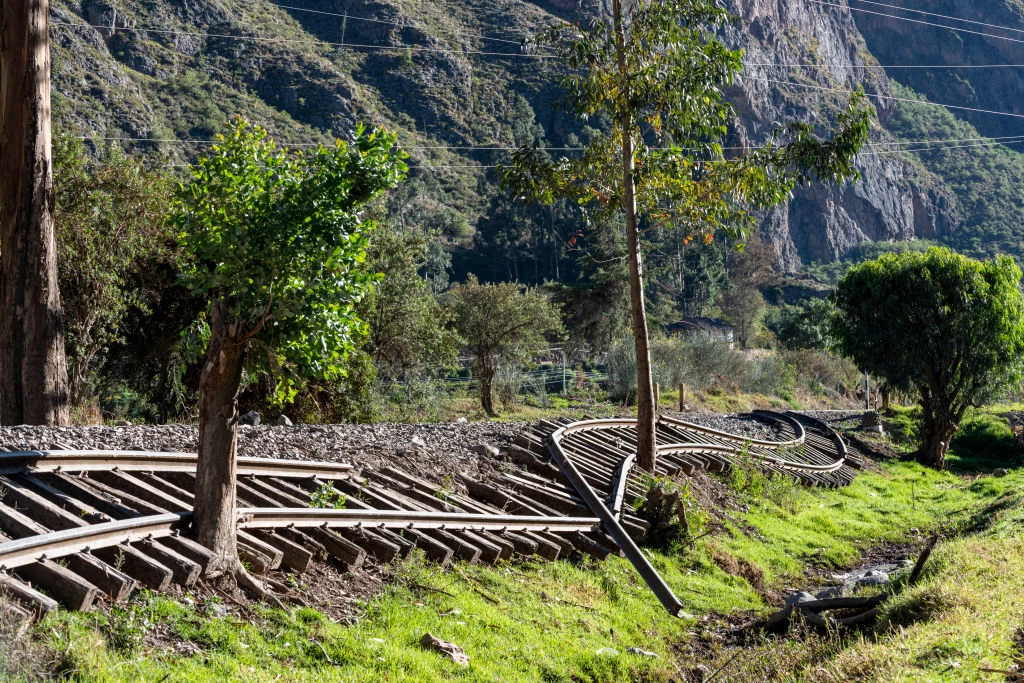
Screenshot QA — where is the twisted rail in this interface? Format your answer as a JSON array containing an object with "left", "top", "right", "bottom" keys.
[{"left": 547, "top": 411, "right": 849, "bottom": 616}]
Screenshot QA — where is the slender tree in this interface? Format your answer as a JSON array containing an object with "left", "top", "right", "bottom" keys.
[
  {"left": 445, "top": 275, "right": 563, "bottom": 415},
  {"left": 175, "top": 118, "right": 405, "bottom": 594},
  {"left": 503, "top": 0, "right": 869, "bottom": 471},
  {"left": 0, "top": 0, "right": 71, "bottom": 425}
]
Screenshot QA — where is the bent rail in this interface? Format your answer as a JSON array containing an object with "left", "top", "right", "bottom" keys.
[
  {"left": 546, "top": 411, "right": 851, "bottom": 616},
  {"left": 659, "top": 412, "right": 805, "bottom": 449},
  {"left": 548, "top": 424, "right": 688, "bottom": 617}
]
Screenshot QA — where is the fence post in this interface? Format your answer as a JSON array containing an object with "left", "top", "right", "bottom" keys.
[
  {"left": 678, "top": 384, "right": 686, "bottom": 411},
  {"left": 654, "top": 382, "right": 660, "bottom": 409}
]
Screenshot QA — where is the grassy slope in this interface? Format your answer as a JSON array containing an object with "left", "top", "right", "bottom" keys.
[{"left": 37, "top": 412, "right": 1024, "bottom": 682}]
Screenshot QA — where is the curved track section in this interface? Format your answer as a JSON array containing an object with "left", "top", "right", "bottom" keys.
[{"left": 533, "top": 411, "right": 854, "bottom": 615}]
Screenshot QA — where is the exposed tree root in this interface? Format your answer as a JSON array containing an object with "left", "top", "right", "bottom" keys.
[{"left": 204, "top": 559, "right": 292, "bottom": 611}]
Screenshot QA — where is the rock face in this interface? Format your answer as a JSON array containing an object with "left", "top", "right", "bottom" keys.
[
  {"left": 720, "top": 0, "right": 957, "bottom": 270},
  {"left": 852, "top": 0, "right": 1024, "bottom": 141}
]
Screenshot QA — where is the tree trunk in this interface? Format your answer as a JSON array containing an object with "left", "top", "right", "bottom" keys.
[
  {"left": 612, "top": 0, "right": 657, "bottom": 472},
  {"left": 478, "top": 356, "right": 496, "bottom": 416},
  {"left": 917, "top": 404, "right": 957, "bottom": 471},
  {"left": 194, "top": 302, "right": 246, "bottom": 573},
  {"left": 0, "top": 0, "right": 70, "bottom": 426}
]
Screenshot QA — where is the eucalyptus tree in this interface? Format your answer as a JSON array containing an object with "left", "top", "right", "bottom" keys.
[
  {"left": 0, "top": 0, "right": 70, "bottom": 425},
  {"left": 502, "top": 0, "right": 870, "bottom": 471},
  {"left": 832, "top": 248, "right": 1024, "bottom": 470},
  {"left": 175, "top": 118, "right": 405, "bottom": 594}
]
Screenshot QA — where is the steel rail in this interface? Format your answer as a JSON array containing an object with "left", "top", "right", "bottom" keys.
[
  {"left": 0, "top": 451, "right": 353, "bottom": 478},
  {"left": 548, "top": 425, "right": 687, "bottom": 618},
  {"left": 0, "top": 513, "right": 190, "bottom": 570},
  {"left": 786, "top": 411, "right": 848, "bottom": 461},
  {"left": 237, "top": 508, "right": 599, "bottom": 532},
  {"left": 0, "top": 509, "right": 599, "bottom": 570},
  {"left": 659, "top": 413, "right": 805, "bottom": 449},
  {"left": 655, "top": 443, "right": 844, "bottom": 473},
  {"left": 608, "top": 452, "right": 637, "bottom": 520}
]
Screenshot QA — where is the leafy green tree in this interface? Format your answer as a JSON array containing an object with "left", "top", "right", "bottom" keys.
[
  {"left": 361, "top": 225, "right": 460, "bottom": 381},
  {"left": 832, "top": 247, "right": 1024, "bottom": 469},
  {"left": 174, "top": 118, "right": 405, "bottom": 590},
  {"left": 502, "top": 0, "right": 869, "bottom": 471},
  {"left": 445, "top": 275, "right": 563, "bottom": 415},
  {"left": 771, "top": 298, "right": 838, "bottom": 351},
  {"left": 53, "top": 135, "right": 178, "bottom": 405}
]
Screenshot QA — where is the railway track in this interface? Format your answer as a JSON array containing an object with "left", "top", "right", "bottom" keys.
[{"left": 0, "top": 411, "right": 853, "bottom": 618}]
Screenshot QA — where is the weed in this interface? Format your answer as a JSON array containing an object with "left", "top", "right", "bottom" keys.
[
  {"left": 103, "top": 606, "right": 148, "bottom": 655},
  {"left": 309, "top": 481, "right": 347, "bottom": 509}
]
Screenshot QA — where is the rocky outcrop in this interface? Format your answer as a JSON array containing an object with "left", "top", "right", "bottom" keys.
[{"left": 720, "top": 0, "right": 957, "bottom": 269}]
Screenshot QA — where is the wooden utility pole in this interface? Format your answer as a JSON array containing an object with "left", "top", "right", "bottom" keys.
[{"left": 0, "top": 0, "right": 71, "bottom": 425}]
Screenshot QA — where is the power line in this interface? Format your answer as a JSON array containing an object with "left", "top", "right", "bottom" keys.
[
  {"left": 755, "top": 77, "right": 1024, "bottom": 120},
  {"left": 92, "top": 133, "right": 1024, "bottom": 157},
  {"left": 845, "top": 0, "right": 1024, "bottom": 36},
  {"left": 748, "top": 61, "right": 1024, "bottom": 70},
  {"left": 812, "top": 0, "right": 1024, "bottom": 48},
  {"left": 868, "top": 137, "right": 1024, "bottom": 156},
  {"left": 50, "top": 19, "right": 556, "bottom": 59},
  {"left": 268, "top": 3, "right": 529, "bottom": 47}
]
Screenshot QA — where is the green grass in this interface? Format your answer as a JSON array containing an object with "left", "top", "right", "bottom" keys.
[
  {"left": 32, "top": 450, "right": 1024, "bottom": 682},
  {"left": 882, "top": 403, "right": 1024, "bottom": 472}
]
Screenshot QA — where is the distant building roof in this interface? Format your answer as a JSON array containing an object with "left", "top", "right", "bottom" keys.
[{"left": 665, "top": 317, "right": 734, "bottom": 335}]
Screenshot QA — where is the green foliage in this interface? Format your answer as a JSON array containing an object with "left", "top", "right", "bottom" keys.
[
  {"left": 767, "top": 298, "right": 839, "bottom": 351},
  {"left": 309, "top": 481, "right": 347, "bottom": 509},
  {"left": 53, "top": 134, "right": 179, "bottom": 405},
  {"left": 175, "top": 117, "right": 407, "bottom": 399},
  {"left": 444, "top": 275, "right": 563, "bottom": 414},
  {"left": 832, "top": 247, "right": 1024, "bottom": 467},
  {"left": 502, "top": 0, "right": 870, "bottom": 243},
  {"left": 360, "top": 225, "right": 460, "bottom": 381}
]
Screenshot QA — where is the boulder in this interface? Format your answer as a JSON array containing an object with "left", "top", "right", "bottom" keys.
[
  {"left": 276, "top": 415, "right": 293, "bottom": 426},
  {"left": 855, "top": 570, "right": 890, "bottom": 587},
  {"left": 784, "top": 591, "right": 816, "bottom": 609}
]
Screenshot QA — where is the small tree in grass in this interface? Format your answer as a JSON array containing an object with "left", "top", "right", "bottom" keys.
[
  {"left": 832, "top": 247, "right": 1024, "bottom": 470},
  {"left": 501, "top": 0, "right": 869, "bottom": 472},
  {"left": 175, "top": 117, "right": 405, "bottom": 593},
  {"left": 445, "top": 275, "right": 563, "bottom": 416}
]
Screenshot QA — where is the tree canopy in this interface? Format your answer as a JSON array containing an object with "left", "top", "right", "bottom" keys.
[
  {"left": 177, "top": 117, "right": 407, "bottom": 399},
  {"left": 174, "top": 116, "right": 406, "bottom": 581},
  {"left": 831, "top": 247, "right": 1024, "bottom": 469},
  {"left": 54, "top": 135, "right": 178, "bottom": 405},
  {"left": 445, "top": 275, "right": 563, "bottom": 416}
]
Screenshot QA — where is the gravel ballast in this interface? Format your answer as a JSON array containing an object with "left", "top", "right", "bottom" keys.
[{"left": 0, "top": 411, "right": 798, "bottom": 486}]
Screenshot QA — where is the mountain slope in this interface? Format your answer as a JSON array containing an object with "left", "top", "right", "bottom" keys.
[{"left": 48, "top": 0, "right": 1024, "bottom": 273}]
